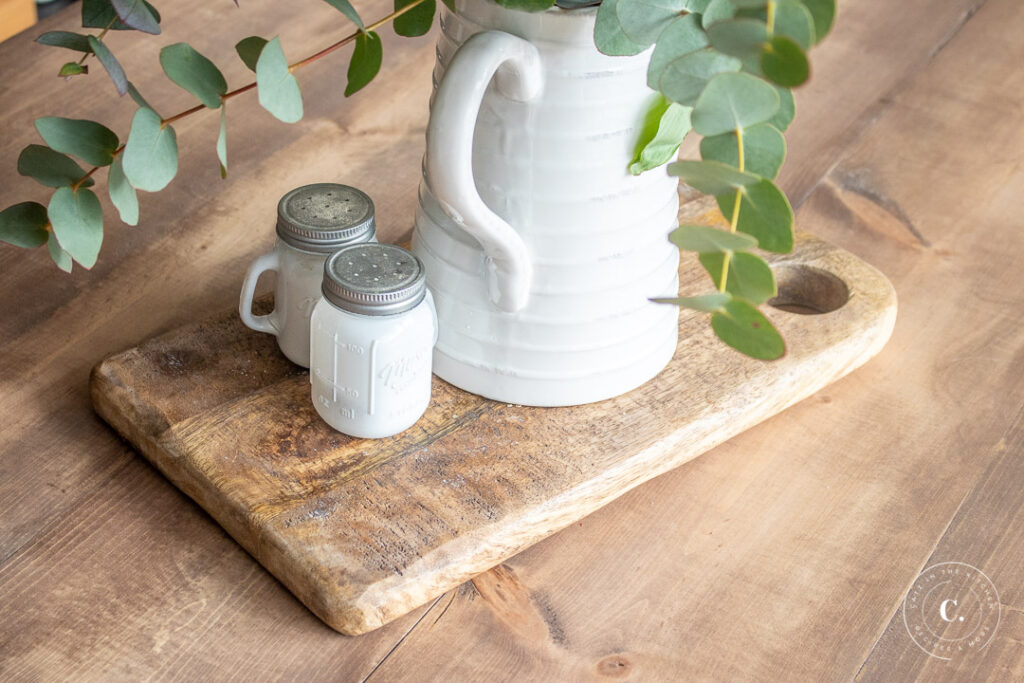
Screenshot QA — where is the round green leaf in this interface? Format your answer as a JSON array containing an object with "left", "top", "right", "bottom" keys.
[
  {"left": 160, "top": 43, "right": 228, "bottom": 109},
  {"left": 18, "top": 145, "right": 95, "bottom": 188},
  {"left": 698, "top": 250, "right": 776, "bottom": 303},
  {"left": 616, "top": 0, "right": 693, "bottom": 46},
  {"left": 108, "top": 155, "right": 139, "bottom": 225},
  {"left": 691, "top": 71, "right": 780, "bottom": 136},
  {"left": 48, "top": 186, "right": 103, "bottom": 268},
  {"left": 761, "top": 36, "right": 809, "bottom": 87},
  {"left": 122, "top": 107, "right": 179, "bottom": 192},
  {"left": 35, "top": 116, "right": 119, "bottom": 167},
  {"left": 59, "top": 62, "right": 88, "bottom": 77},
  {"left": 0, "top": 202, "right": 49, "bottom": 248},
  {"left": 768, "top": 85, "right": 795, "bottom": 130},
  {"left": 670, "top": 224, "right": 758, "bottom": 253},
  {"left": 37, "top": 31, "right": 92, "bottom": 52},
  {"left": 699, "top": 122, "right": 785, "bottom": 178},
  {"left": 669, "top": 159, "right": 759, "bottom": 195},
  {"left": 773, "top": 0, "right": 815, "bottom": 49},
  {"left": 394, "top": 0, "right": 436, "bottom": 37},
  {"left": 48, "top": 237, "right": 73, "bottom": 272},
  {"left": 711, "top": 298, "right": 784, "bottom": 359},
  {"left": 321, "top": 0, "right": 364, "bottom": 27},
  {"left": 716, "top": 178, "right": 794, "bottom": 253},
  {"left": 800, "top": 0, "right": 836, "bottom": 43},
  {"left": 647, "top": 14, "right": 709, "bottom": 90},
  {"left": 236, "top": 36, "right": 268, "bottom": 72},
  {"left": 651, "top": 292, "right": 731, "bottom": 313},
  {"left": 110, "top": 0, "right": 161, "bottom": 34},
  {"left": 256, "top": 37, "right": 304, "bottom": 123},
  {"left": 702, "top": 0, "right": 737, "bottom": 28},
  {"left": 730, "top": 0, "right": 769, "bottom": 7},
  {"left": 630, "top": 97, "right": 692, "bottom": 175},
  {"left": 659, "top": 49, "right": 741, "bottom": 107},
  {"left": 595, "top": 0, "right": 647, "bottom": 56},
  {"left": 707, "top": 18, "right": 768, "bottom": 61},
  {"left": 345, "top": 31, "right": 383, "bottom": 97},
  {"left": 87, "top": 35, "right": 127, "bottom": 96},
  {"left": 82, "top": 0, "right": 161, "bottom": 31}
]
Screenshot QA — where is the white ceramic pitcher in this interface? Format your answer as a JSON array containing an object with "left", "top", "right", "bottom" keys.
[{"left": 412, "top": 0, "right": 681, "bottom": 406}]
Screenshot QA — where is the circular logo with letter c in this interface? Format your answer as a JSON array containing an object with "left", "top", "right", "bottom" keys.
[{"left": 903, "top": 562, "right": 1000, "bottom": 660}]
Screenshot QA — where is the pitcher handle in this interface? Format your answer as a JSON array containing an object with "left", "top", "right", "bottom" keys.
[{"left": 426, "top": 30, "right": 543, "bottom": 313}]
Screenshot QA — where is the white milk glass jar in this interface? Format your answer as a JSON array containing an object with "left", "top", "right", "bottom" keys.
[
  {"left": 239, "top": 183, "right": 376, "bottom": 368},
  {"left": 310, "top": 244, "right": 438, "bottom": 439}
]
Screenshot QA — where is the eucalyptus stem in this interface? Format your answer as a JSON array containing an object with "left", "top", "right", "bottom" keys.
[
  {"left": 719, "top": 127, "right": 745, "bottom": 292},
  {"left": 766, "top": 0, "right": 777, "bottom": 35},
  {"left": 77, "top": 17, "right": 117, "bottom": 67},
  {"left": 77, "top": 0, "right": 431, "bottom": 183}
]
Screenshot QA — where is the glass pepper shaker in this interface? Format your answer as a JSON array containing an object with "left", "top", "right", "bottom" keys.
[
  {"left": 239, "top": 183, "right": 377, "bottom": 368},
  {"left": 310, "top": 244, "right": 438, "bottom": 438}
]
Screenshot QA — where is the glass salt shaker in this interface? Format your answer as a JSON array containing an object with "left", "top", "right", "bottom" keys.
[
  {"left": 239, "top": 183, "right": 376, "bottom": 368},
  {"left": 310, "top": 244, "right": 438, "bottom": 439}
]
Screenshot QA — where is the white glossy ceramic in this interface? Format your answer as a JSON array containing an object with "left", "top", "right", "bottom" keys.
[
  {"left": 412, "top": 0, "right": 681, "bottom": 406},
  {"left": 309, "top": 293, "right": 438, "bottom": 439}
]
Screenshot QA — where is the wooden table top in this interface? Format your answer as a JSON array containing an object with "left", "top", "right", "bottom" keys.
[{"left": 1, "top": 0, "right": 1021, "bottom": 680}]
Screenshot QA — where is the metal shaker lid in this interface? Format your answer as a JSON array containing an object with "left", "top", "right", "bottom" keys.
[
  {"left": 276, "top": 183, "right": 376, "bottom": 253},
  {"left": 322, "top": 244, "right": 427, "bottom": 316}
]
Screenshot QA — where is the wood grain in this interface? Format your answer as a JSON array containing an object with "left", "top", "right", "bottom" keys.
[
  {"left": 1, "top": 0, "right": 1020, "bottom": 678},
  {"left": 90, "top": 194, "right": 896, "bottom": 634}
]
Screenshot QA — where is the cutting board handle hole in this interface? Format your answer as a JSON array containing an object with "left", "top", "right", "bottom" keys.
[{"left": 769, "top": 264, "right": 850, "bottom": 315}]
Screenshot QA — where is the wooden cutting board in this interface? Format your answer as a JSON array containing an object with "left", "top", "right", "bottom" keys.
[{"left": 90, "top": 195, "right": 896, "bottom": 635}]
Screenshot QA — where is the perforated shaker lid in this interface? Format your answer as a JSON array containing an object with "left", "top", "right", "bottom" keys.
[
  {"left": 276, "top": 183, "right": 376, "bottom": 252},
  {"left": 322, "top": 244, "right": 427, "bottom": 316}
]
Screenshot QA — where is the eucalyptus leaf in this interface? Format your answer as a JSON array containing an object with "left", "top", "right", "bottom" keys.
[
  {"left": 716, "top": 178, "right": 794, "bottom": 252},
  {"left": 647, "top": 15, "right": 709, "bottom": 90},
  {"left": 321, "top": 0, "right": 364, "bottom": 27},
  {"left": 670, "top": 224, "right": 759, "bottom": 252},
  {"left": 48, "top": 237, "right": 73, "bottom": 272},
  {"left": 82, "top": 0, "right": 161, "bottom": 31},
  {"left": 761, "top": 36, "right": 809, "bottom": 87},
  {"left": 256, "top": 37, "right": 304, "bottom": 123},
  {"left": 394, "top": 0, "right": 436, "bottom": 37},
  {"left": 122, "top": 107, "right": 179, "bottom": 192},
  {"left": 699, "top": 122, "right": 785, "bottom": 178},
  {"left": 701, "top": 0, "right": 736, "bottom": 28},
  {"left": 669, "top": 159, "right": 758, "bottom": 195},
  {"left": 711, "top": 297, "right": 784, "bottom": 359},
  {"left": 160, "top": 43, "right": 227, "bottom": 109},
  {"left": 630, "top": 97, "right": 692, "bottom": 175},
  {"left": 616, "top": 0, "right": 692, "bottom": 46},
  {"left": 707, "top": 18, "right": 767, "bottom": 61},
  {"left": 768, "top": 85, "right": 795, "bottom": 130},
  {"left": 126, "top": 81, "right": 155, "bottom": 112},
  {"left": 659, "top": 49, "right": 741, "bottom": 106},
  {"left": 109, "top": 0, "right": 161, "bottom": 34},
  {"left": 17, "top": 145, "right": 95, "bottom": 188},
  {"left": 772, "top": 0, "right": 815, "bottom": 49},
  {"left": 730, "top": 0, "right": 769, "bottom": 7},
  {"left": 346, "top": 31, "right": 383, "bottom": 97},
  {"left": 88, "top": 36, "right": 128, "bottom": 95},
  {"left": 59, "top": 62, "right": 88, "bottom": 77},
  {"left": 48, "top": 186, "right": 103, "bottom": 268},
  {"left": 799, "top": 0, "right": 836, "bottom": 43},
  {"left": 235, "top": 36, "right": 268, "bottom": 72},
  {"left": 35, "top": 117, "right": 119, "bottom": 167},
  {"left": 691, "top": 71, "right": 779, "bottom": 136},
  {"left": 108, "top": 155, "right": 139, "bottom": 225},
  {"left": 37, "top": 31, "right": 92, "bottom": 52},
  {"left": 699, "top": 250, "right": 776, "bottom": 303},
  {"left": 217, "top": 105, "right": 228, "bottom": 178},
  {"left": 0, "top": 202, "right": 49, "bottom": 248},
  {"left": 651, "top": 292, "right": 731, "bottom": 313},
  {"left": 595, "top": 0, "right": 646, "bottom": 57}
]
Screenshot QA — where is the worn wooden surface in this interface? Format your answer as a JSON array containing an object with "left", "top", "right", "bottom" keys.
[
  {"left": 89, "top": 198, "right": 896, "bottom": 635},
  {"left": 1, "top": 0, "right": 1022, "bottom": 679}
]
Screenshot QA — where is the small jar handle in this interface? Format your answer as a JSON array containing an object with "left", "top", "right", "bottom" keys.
[
  {"left": 425, "top": 30, "right": 544, "bottom": 313},
  {"left": 238, "top": 251, "right": 281, "bottom": 335}
]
